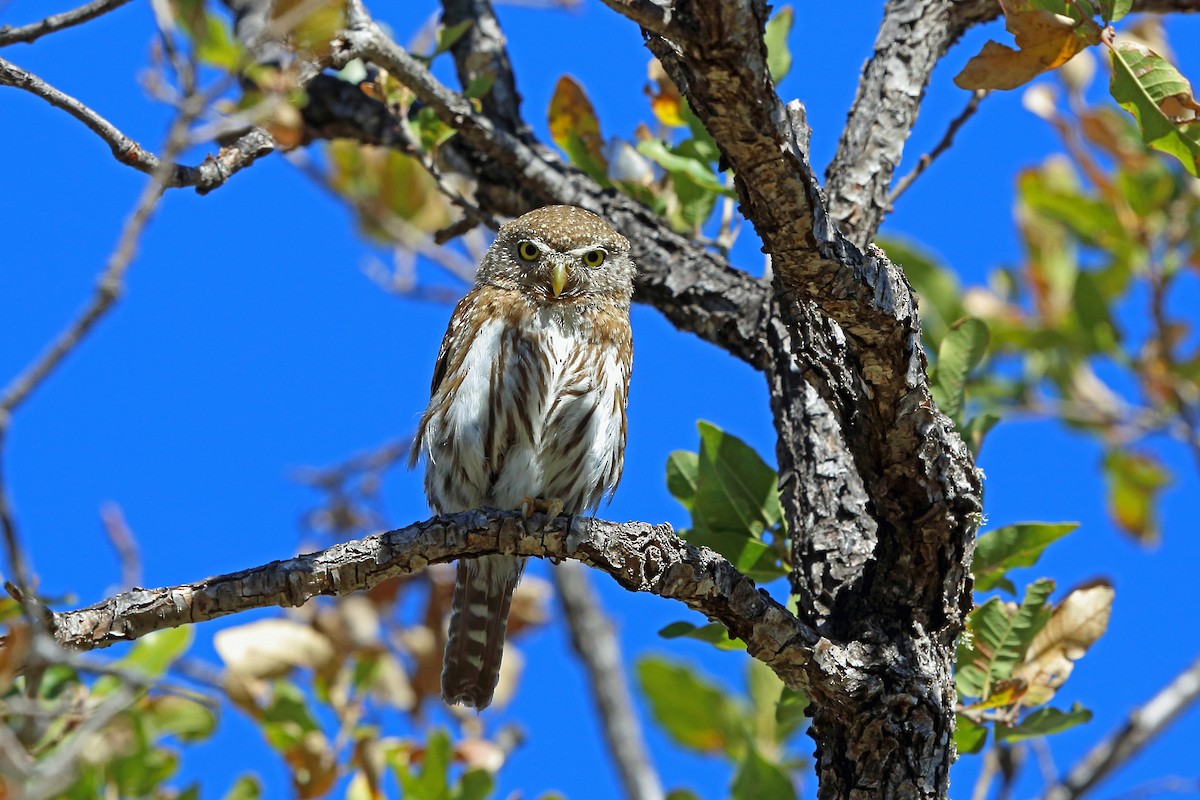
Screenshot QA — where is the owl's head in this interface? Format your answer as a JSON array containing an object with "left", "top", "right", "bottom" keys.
[{"left": 477, "top": 205, "right": 634, "bottom": 304}]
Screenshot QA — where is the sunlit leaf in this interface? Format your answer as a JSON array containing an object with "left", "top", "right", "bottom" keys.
[
  {"left": 666, "top": 450, "right": 700, "bottom": 511},
  {"left": 548, "top": 75, "right": 609, "bottom": 184},
  {"left": 973, "top": 522, "right": 1078, "bottom": 593},
  {"left": 954, "top": 715, "right": 988, "bottom": 754},
  {"left": 659, "top": 620, "right": 745, "bottom": 651},
  {"left": 1109, "top": 41, "right": 1200, "bottom": 178},
  {"left": 996, "top": 702, "right": 1092, "bottom": 741},
  {"left": 222, "top": 775, "right": 263, "bottom": 800},
  {"left": 763, "top": 6, "right": 794, "bottom": 83},
  {"left": 1103, "top": 448, "right": 1170, "bottom": 543},
  {"left": 955, "top": 0, "right": 1101, "bottom": 91},
  {"left": 1016, "top": 581, "right": 1114, "bottom": 705},
  {"left": 931, "top": 317, "right": 990, "bottom": 422},
  {"left": 956, "top": 578, "right": 1054, "bottom": 699}
]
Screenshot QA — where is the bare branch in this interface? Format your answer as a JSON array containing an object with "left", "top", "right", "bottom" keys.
[
  {"left": 823, "top": 0, "right": 958, "bottom": 247},
  {"left": 50, "top": 509, "right": 819, "bottom": 691},
  {"left": 888, "top": 89, "right": 988, "bottom": 206},
  {"left": 100, "top": 504, "right": 142, "bottom": 592},
  {"left": 0, "top": 57, "right": 274, "bottom": 193},
  {"left": 1041, "top": 654, "right": 1200, "bottom": 800},
  {"left": 554, "top": 562, "right": 664, "bottom": 800},
  {"left": 0, "top": 0, "right": 133, "bottom": 47}
]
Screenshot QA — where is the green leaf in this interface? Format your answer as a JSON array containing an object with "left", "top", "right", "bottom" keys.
[
  {"left": 1104, "top": 449, "right": 1170, "bottom": 544},
  {"left": 731, "top": 745, "right": 797, "bottom": 800},
  {"left": 1098, "top": 0, "right": 1132, "bottom": 22},
  {"left": 962, "top": 413, "right": 1000, "bottom": 457},
  {"left": 222, "top": 775, "right": 262, "bottom": 800},
  {"left": 144, "top": 695, "right": 217, "bottom": 742},
  {"left": 686, "top": 530, "right": 787, "bottom": 582},
  {"left": 667, "top": 450, "right": 700, "bottom": 510},
  {"left": 775, "top": 686, "right": 808, "bottom": 737},
  {"left": 1109, "top": 42, "right": 1200, "bottom": 178},
  {"left": 637, "top": 139, "right": 733, "bottom": 197},
  {"left": 119, "top": 627, "right": 192, "bottom": 679},
  {"left": 431, "top": 19, "right": 473, "bottom": 57},
  {"left": 931, "top": 317, "right": 990, "bottom": 422},
  {"left": 879, "top": 237, "right": 964, "bottom": 349},
  {"left": 974, "top": 522, "right": 1078, "bottom": 593},
  {"left": 996, "top": 702, "right": 1093, "bottom": 742},
  {"left": 956, "top": 578, "right": 1055, "bottom": 699},
  {"left": 396, "top": 729, "right": 453, "bottom": 800},
  {"left": 763, "top": 6, "right": 794, "bottom": 83},
  {"left": 638, "top": 657, "right": 744, "bottom": 755},
  {"left": 658, "top": 621, "right": 745, "bottom": 651},
  {"left": 665, "top": 791, "right": 702, "bottom": 800},
  {"left": 693, "top": 421, "right": 784, "bottom": 540},
  {"left": 458, "top": 768, "right": 494, "bottom": 800},
  {"left": 954, "top": 715, "right": 988, "bottom": 754}
]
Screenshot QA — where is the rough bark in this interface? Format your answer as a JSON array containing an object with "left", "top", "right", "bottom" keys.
[{"left": 51, "top": 510, "right": 819, "bottom": 691}]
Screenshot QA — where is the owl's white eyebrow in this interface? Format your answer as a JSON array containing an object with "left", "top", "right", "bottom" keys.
[{"left": 566, "top": 245, "right": 606, "bottom": 256}]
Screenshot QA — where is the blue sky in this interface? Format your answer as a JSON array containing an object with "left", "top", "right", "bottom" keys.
[{"left": 2, "top": 1, "right": 1199, "bottom": 798}]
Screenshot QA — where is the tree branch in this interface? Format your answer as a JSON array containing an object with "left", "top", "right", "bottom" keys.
[
  {"left": 325, "top": 20, "right": 772, "bottom": 368},
  {"left": 554, "top": 562, "right": 664, "bottom": 800},
  {"left": 888, "top": 89, "right": 988, "bottom": 206},
  {"left": 1041, "top": 654, "right": 1200, "bottom": 800},
  {"left": 824, "top": 0, "right": 959, "bottom": 248},
  {"left": 50, "top": 510, "right": 819, "bottom": 690},
  {"left": 0, "top": 56, "right": 274, "bottom": 193},
  {"left": 0, "top": 0, "right": 133, "bottom": 47}
]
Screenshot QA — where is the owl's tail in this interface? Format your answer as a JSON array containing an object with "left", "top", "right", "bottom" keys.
[{"left": 441, "top": 554, "right": 527, "bottom": 710}]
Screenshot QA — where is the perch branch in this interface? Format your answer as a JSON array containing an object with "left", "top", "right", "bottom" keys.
[{"left": 50, "top": 509, "right": 820, "bottom": 692}]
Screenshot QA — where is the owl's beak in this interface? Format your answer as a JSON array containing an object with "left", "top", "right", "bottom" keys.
[{"left": 549, "top": 261, "right": 569, "bottom": 298}]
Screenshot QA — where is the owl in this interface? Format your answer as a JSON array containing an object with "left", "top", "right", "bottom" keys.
[{"left": 411, "top": 205, "right": 635, "bottom": 710}]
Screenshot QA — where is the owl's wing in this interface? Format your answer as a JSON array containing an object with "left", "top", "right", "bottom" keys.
[
  {"left": 409, "top": 291, "right": 477, "bottom": 469},
  {"left": 428, "top": 292, "right": 476, "bottom": 397}
]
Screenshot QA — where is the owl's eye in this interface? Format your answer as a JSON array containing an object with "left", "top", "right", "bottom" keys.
[
  {"left": 516, "top": 241, "right": 540, "bottom": 262},
  {"left": 581, "top": 249, "right": 606, "bottom": 267}
]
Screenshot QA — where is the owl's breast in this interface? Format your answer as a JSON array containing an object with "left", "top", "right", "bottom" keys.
[{"left": 421, "top": 313, "right": 629, "bottom": 515}]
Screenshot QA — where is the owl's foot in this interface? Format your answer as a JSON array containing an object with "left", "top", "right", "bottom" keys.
[{"left": 521, "top": 496, "right": 564, "bottom": 528}]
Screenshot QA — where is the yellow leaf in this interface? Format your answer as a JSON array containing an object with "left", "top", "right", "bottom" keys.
[
  {"left": 646, "top": 58, "right": 686, "bottom": 128},
  {"left": 955, "top": 1, "right": 1101, "bottom": 91},
  {"left": 548, "top": 75, "right": 608, "bottom": 175},
  {"left": 1014, "top": 580, "right": 1114, "bottom": 705}
]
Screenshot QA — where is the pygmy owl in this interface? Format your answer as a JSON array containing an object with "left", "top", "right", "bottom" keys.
[{"left": 411, "top": 205, "right": 635, "bottom": 710}]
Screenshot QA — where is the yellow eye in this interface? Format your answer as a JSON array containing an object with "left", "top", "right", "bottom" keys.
[
  {"left": 582, "top": 249, "right": 606, "bottom": 267},
  {"left": 517, "top": 241, "right": 540, "bottom": 261}
]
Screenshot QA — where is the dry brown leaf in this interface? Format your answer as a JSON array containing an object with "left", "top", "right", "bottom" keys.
[
  {"left": 215, "top": 618, "right": 337, "bottom": 682},
  {"left": 1015, "top": 580, "right": 1114, "bottom": 705},
  {"left": 955, "top": 1, "right": 1101, "bottom": 91}
]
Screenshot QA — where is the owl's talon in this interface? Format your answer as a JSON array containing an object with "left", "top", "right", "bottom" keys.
[{"left": 522, "top": 496, "right": 564, "bottom": 528}]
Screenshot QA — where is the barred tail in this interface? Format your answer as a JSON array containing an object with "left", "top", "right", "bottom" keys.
[{"left": 441, "top": 554, "right": 526, "bottom": 710}]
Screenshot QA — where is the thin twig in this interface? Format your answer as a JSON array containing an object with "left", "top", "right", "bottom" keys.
[
  {"left": 1041, "top": 654, "right": 1200, "bottom": 800},
  {"left": 889, "top": 89, "right": 988, "bottom": 206},
  {"left": 100, "top": 503, "right": 142, "bottom": 592},
  {"left": 553, "top": 562, "right": 664, "bottom": 800},
  {"left": 0, "top": 57, "right": 273, "bottom": 193},
  {"left": 0, "top": 0, "right": 133, "bottom": 46}
]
